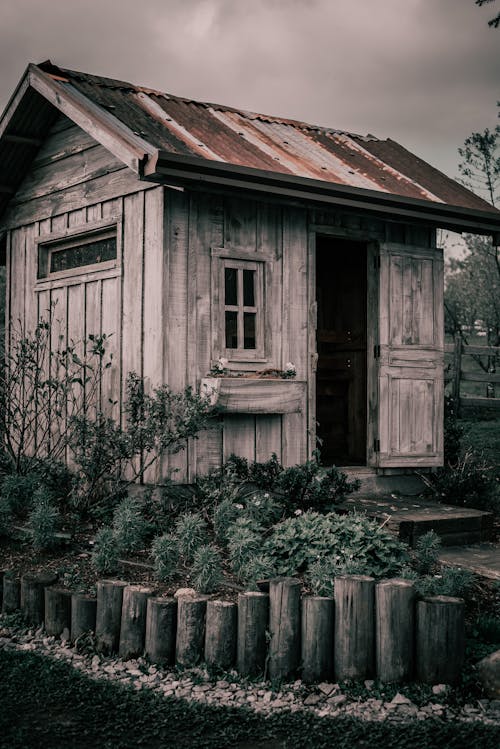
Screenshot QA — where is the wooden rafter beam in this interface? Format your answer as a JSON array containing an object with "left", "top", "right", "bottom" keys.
[{"left": 4, "top": 133, "right": 42, "bottom": 146}]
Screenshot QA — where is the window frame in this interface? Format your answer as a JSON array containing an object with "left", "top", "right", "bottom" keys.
[
  {"left": 211, "top": 247, "right": 274, "bottom": 365},
  {"left": 36, "top": 220, "right": 119, "bottom": 283}
]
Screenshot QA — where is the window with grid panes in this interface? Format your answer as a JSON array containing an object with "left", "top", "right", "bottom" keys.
[{"left": 222, "top": 258, "right": 264, "bottom": 359}]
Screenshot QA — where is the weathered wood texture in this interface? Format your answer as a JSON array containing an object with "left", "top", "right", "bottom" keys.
[
  {"left": 20, "top": 572, "right": 58, "bottom": 625},
  {"left": 95, "top": 579, "right": 128, "bottom": 654},
  {"left": 119, "top": 585, "right": 153, "bottom": 659},
  {"left": 175, "top": 596, "right": 207, "bottom": 668},
  {"left": 375, "top": 578, "right": 415, "bottom": 682},
  {"left": 416, "top": 596, "right": 465, "bottom": 684},
  {"left": 268, "top": 577, "right": 302, "bottom": 680},
  {"left": 301, "top": 595, "right": 334, "bottom": 683},
  {"left": 44, "top": 586, "right": 72, "bottom": 636},
  {"left": 71, "top": 594, "right": 97, "bottom": 641},
  {"left": 205, "top": 600, "right": 237, "bottom": 669},
  {"left": 145, "top": 597, "right": 177, "bottom": 665},
  {"left": 334, "top": 575, "right": 375, "bottom": 681},
  {"left": 237, "top": 591, "right": 269, "bottom": 677},
  {"left": 2, "top": 574, "right": 20, "bottom": 614}
]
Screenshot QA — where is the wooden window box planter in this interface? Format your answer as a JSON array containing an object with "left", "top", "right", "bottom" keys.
[{"left": 200, "top": 377, "right": 306, "bottom": 414}]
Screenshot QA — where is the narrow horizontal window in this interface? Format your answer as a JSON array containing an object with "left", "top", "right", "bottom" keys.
[{"left": 38, "top": 228, "right": 117, "bottom": 279}]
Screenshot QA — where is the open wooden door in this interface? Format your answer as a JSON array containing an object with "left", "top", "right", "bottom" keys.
[{"left": 373, "top": 242, "right": 444, "bottom": 468}]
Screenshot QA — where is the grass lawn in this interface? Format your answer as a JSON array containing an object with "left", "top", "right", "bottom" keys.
[{"left": 0, "top": 649, "right": 499, "bottom": 749}]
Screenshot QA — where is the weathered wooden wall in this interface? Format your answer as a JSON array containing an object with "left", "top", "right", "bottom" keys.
[{"left": 3, "top": 112, "right": 443, "bottom": 481}]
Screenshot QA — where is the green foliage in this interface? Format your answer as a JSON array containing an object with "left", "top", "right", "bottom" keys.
[
  {"left": 304, "top": 557, "right": 337, "bottom": 597},
  {"left": 91, "top": 527, "right": 119, "bottom": 575},
  {"left": 212, "top": 498, "right": 242, "bottom": 545},
  {"left": 191, "top": 544, "right": 224, "bottom": 593},
  {"left": 274, "top": 451, "right": 360, "bottom": 514},
  {"left": 224, "top": 452, "right": 284, "bottom": 490},
  {"left": 236, "top": 553, "right": 277, "bottom": 590},
  {"left": 472, "top": 614, "right": 500, "bottom": 644},
  {"left": 0, "top": 473, "right": 39, "bottom": 517},
  {"left": 264, "top": 511, "right": 407, "bottom": 579},
  {"left": 414, "top": 567, "right": 475, "bottom": 599},
  {"left": 151, "top": 533, "right": 179, "bottom": 582},
  {"left": 174, "top": 512, "right": 209, "bottom": 563},
  {"left": 430, "top": 448, "right": 496, "bottom": 511},
  {"left": 111, "top": 496, "right": 150, "bottom": 554},
  {"left": 226, "top": 516, "right": 264, "bottom": 577},
  {"left": 0, "top": 496, "right": 12, "bottom": 536},
  {"left": 412, "top": 531, "right": 442, "bottom": 576},
  {"left": 443, "top": 396, "right": 463, "bottom": 466},
  {"left": 27, "top": 487, "right": 61, "bottom": 551}
]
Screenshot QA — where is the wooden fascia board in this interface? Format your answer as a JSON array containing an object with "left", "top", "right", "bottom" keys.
[
  {"left": 144, "top": 154, "right": 500, "bottom": 237},
  {"left": 27, "top": 65, "right": 159, "bottom": 175},
  {"left": 0, "top": 68, "right": 31, "bottom": 141}
]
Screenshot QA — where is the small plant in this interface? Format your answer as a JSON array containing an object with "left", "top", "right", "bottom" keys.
[
  {"left": 191, "top": 544, "right": 224, "bottom": 593},
  {"left": 305, "top": 557, "right": 337, "bottom": 597},
  {"left": 0, "top": 497, "right": 12, "bottom": 537},
  {"left": 237, "top": 554, "right": 277, "bottom": 590},
  {"left": 412, "top": 531, "right": 442, "bottom": 575},
  {"left": 0, "top": 473, "right": 38, "bottom": 517},
  {"left": 414, "top": 567, "right": 475, "bottom": 599},
  {"left": 111, "top": 496, "right": 150, "bottom": 554},
  {"left": 151, "top": 533, "right": 179, "bottom": 581},
  {"left": 175, "top": 512, "right": 209, "bottom": 563},
  {"left": 429, "top": 448, "right": 495, "bottom": 511},
  {"left": 281, "top": 361, "right": 296, "bottom": 379},
  {"left": 91, "top": 526, "right": 119, "bottom": 575},
  {"left": 27, "top": 487, "right": 61, "bottom": 551},
  {"left": 209, "top": 357, "right": 228, "bottom": 376},
  {"left": 212, "top": 498, "right": 242, "bottom": 545},
  {"left": 226, "top": 516, "right": 264, "bottom": 576}
]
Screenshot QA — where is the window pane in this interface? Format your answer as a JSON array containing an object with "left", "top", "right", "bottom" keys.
[
  {"left": 225, "top": 311, "right": 238, "bottom": 348},
  {"left": 243, "top": 312, "right": 256, "bottom": 349},
  {"left": 50, "top": 237, "right": 116, "bottom": 273},
  {"left": 224, "top": 267, "right": 238, "bottom": 306},
  {"left": 243, "top": 269, "right": 255, "bottom": 307}
]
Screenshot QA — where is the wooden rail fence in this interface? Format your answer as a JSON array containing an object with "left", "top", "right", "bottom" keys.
[
  {"left": 1, "top": 571, "right": 466, "bottom": 685},
  {"left": 445, "top": 336, "right": 500, "bottom": 413}
]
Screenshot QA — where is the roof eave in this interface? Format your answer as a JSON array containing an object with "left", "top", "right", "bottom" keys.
[{"left": 145, "top": 151, "right": 500, "bottom": 238}]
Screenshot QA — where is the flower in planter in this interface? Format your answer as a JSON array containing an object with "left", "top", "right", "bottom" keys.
[
  {"left": 282, "top": 362, "right": 297, "bottom": 379},
  {"left": 210, "top": 357, "right": 228, "bottom": 376}
]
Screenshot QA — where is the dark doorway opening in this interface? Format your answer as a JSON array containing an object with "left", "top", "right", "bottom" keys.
[{"left": 316, "top": 236, "right": 367, "bottom": 464}]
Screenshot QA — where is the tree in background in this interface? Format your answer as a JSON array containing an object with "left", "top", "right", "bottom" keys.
[{"left": 475, "top": 0, "right": 500, "bottom": 28}]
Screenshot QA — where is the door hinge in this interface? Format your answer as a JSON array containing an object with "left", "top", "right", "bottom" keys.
[
  {"left": 373, "top": 438, "right": 380, "bottom": 453},
  {"left": 374, "top": 344, "right": 381, "bottom": 359},
  {"left": 373, "top": 254, "right": 381, "bottom": 270}
]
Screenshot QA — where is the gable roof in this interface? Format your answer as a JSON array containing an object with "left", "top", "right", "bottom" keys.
[{"left": 1, "top": 60, "right": 499, "bottom": 236}]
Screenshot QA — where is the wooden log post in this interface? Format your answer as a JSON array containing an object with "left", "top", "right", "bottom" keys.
[
  {"left": 334, "top": 575, "right": 375, "bottom": 681},
  {"left": 95, "top": 580, "right": 128, "bottom": 655},
  {"left": 237, "top": 591, "right": 269, "bottom": 677},
  {"left": 301, "top": 595, "right": 334, "bottom": 683},
  {"left": 416, "top": 596, "right": 465, "bottom": 684},
  {"left": 145, "top": 597, "right": 177, "bottom": 665},
  {"left": 119, "top": 585, "right": 153, "bottom": 660},
  {"left": 44, "top": 586, "right": 72, "bottom": 637},
  {"left": 375, "top": 578, "right": 415, "bottom": 683},
  {"left": 205, "top": 600, "right": 237, "bottom": 670},
  {"left": 175, "top": 596, "right": 207, "bottom": 668},
  {"left": 71, "top": 594, "right": 97, "bottom": 642},
  {"left": 2, "top": 574, "right": 21, "bottom": 614},
  {"left": 21, "top": 572, "right": 58, "bottom": 626},
  {"left": 268, "top": 577, "right": 301, "bottom": 681}
]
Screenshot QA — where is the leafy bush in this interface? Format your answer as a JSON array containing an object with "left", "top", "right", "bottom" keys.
[
  {"left": 414, "top": 567, "right": 475, "bottom": 599},
  {"left": 91, "top": 527, "right": 119, "bottom": 575},
  {"left": 473, "top": 614, "right": 500, "bottom": 644},
  {"left": 111, "top": 496, "right": 150, "bottom": 554},
  {"left": 226, "top": 517, "right": 264, "bottom": 576},
  {"left": 264, "top": 511, "right": 408, "bottom": 579},
  {"left": 236, "top": 554, "right": 277, "bottom": 590},
  {"left": 175, "top": 512, "right": 209, "bottom": 563},
  {"left": 274, "top": 451, "right": 360, "bottom": 514},
  {"left": 151, "top": 533, "right": 179, "bottom": 582},
  {"left": 429, "top": 448, "right": 495, "bottom": 511},
  {"left": 27, "top": 487, "right": 61, "bottom": 551},
  {"left": 411, "top": 531, "right": 442, "bottom": 575},
  {"left": 224, "top": 453, "right": 284, "bottom": 490},
  {"left": 0, "top": 473, "right": 38, "bottom": 517},
  {"left": 191, "top": 544, "right": 224, "bottom": 593},
  {"left": 212, "top": 498, "right": 242, "bottom": 545},
  {"left": 0, "top": 496, "right": 12, "bottom": 536}
]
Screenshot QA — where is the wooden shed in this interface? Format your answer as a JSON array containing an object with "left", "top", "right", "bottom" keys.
[{"left": 1, "top": 61, "right": 500, "bottom": 483}]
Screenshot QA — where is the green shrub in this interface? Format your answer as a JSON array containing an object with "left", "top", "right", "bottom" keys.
[
  {"left": 0, "top": 496, "right": 12, "bottom": 536},
  {"left": 91, "top": 527, "right": 119, "bottom": 575},
  {"left": 237, "top": 554, "right": 277, "bottom": 590},
  {"left": 224, "top": 452, "right": 284, "bottom": 491},
  {"left": 430, "top": 448, "right": 496, "bottom": 512},
  {"left": 226, "top": 517, "right": 264, "bottom": 576},
  {"left": 305, "top": 557, "right": 337, "bottom": 597},
  {"left": 111, "top": 496, "right": 150, "bottom": 554},
  {"left": 151, "top": 533, "right": 179, "bottom": 581},
  {"left": 0, "top": 473, "right": 38, "bottom": 517},
  {"left": 473, "top": 614, "right": 500, "bottom": 644},
  {"left": 414, "top": 567, "right": 475, "bottom": 599},
  {"left": 412, "top": 530, "right": 442, "bottom": 575},
  {"left": 264, "top": 511, "right": 408, "bottom": 579},
  {"left": 212, "top": 498, "right": 242, "bottom": 545},
  {"left": 27, "top": 487, "right": 61, "bottom": 551},
  {"left": 274, "top": 450, "right": 360, "bottom": 514},
  {"left": 174, "top": 512, "right": 208, "bottom": 563},
  {"left": 243, "top": 490, "right": 282, "bottom": 526},
  {"left": 191, "top": 544, "right": 223, "bottom": 593}
]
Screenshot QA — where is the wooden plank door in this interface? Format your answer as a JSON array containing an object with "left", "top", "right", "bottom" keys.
[{"left": 376, "top": 242, "right": 444, "bottom": 467}]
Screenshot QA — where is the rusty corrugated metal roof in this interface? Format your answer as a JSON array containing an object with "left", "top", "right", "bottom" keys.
[{"left": 44, "top": 62, "right": 494, "bottom": 213}]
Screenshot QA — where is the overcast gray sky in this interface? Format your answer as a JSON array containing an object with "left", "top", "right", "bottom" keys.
[{"left": 0, "top": 0, "right": 499, "bottom": 184}]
